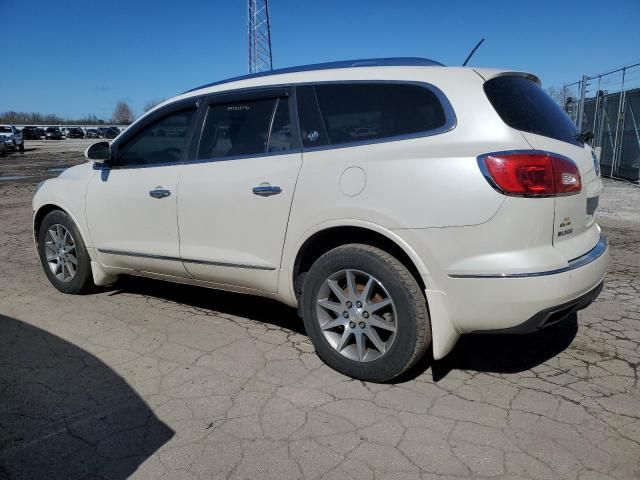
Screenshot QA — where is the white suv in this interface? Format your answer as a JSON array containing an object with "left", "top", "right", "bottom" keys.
[
  {"left": 0, "top": 125, "right": 25, "bottom": 152},
  {"left": 33, "top": 58, "right": 608, "bottom": 381}
]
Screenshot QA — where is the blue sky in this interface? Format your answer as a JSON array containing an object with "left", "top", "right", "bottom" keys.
[{"left": 1, "top": 0, "right": 638, "bottom": 119}]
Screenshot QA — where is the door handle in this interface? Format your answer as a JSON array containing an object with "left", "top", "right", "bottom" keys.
[
  {"left": 252, "top": 184, "right": 282, "bottom": 197},
  {"left": 149, "top": 187, "right": 171, "bottom": 199}
]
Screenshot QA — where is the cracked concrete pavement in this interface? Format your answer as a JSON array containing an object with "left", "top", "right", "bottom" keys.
[{"left": 0, "top": 147, "right": 639, "bottom": 479}]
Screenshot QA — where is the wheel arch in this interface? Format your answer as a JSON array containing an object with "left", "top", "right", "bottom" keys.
[
  {"left": 290, "top": 222, "right": 430, "bottom": 305},
  {"left": 288, "top": 221, "right": 461, "bottom": 361},
  {"left": 33, "top": 203, "right": 91, "bottom": 252}
]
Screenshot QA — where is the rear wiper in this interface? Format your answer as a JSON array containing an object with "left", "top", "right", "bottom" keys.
[{"left": 576, "top": 130, "right": 594, "bottom": 143}]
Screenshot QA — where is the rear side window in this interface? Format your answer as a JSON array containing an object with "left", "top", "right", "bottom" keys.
[
  {"left": 484, "top": 76, "right": 581, "bottom": 146},
  {"left": 299, "top": 83, "right": 447, "bottom": 148},
  {"left": 198, "top": 97, "right": 291, "bottom": 160}
]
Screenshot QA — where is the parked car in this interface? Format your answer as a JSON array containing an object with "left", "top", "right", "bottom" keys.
[
  {"left": 37, "top": 128, "right": 46, "bottom": 139},
  {"left": 0, "top": 135, "right": 6, "bottom": 156},
  {"left": 100, "top": 127, "right": 119, "bottom": 139},
  {"left": 86, "top": 128, "right": 99, "bottom": 138},
  {"left": 22, "top": 126, "right": 41, "bottom": 140},
  {"left": 44, "top": 127, "right": 63, "bottom": 140},
  {"left": 32, "top": 58, "right": 608, "bottom": 381},
  {"left": 66, "top": 127, "right": 85, "bottom": 139},
  {"left": 0, "top": 125, "right": 25, "bottom": 151}
]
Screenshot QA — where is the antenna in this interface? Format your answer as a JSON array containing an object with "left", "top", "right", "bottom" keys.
[
  {"left": 462, "top": 38, "right": 485, "bottom": 67},
  {"left": 248, "top": 0, "right": 273, "bottom": 73}
]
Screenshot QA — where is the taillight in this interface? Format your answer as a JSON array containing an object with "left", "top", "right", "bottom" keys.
[{"left": 479, "top": 152, "right": 581, "bottom": 197}]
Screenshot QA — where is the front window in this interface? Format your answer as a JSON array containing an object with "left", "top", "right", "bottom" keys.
[
  {"left": 116, "top": 107, "right": 197, "bottom": 167},
  {"left": 0, "top": 127, "right": 11, "bottom": 133}
]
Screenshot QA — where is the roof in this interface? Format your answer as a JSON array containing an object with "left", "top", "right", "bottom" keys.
[{"left": 184, "top": 57, "right": 444, "bottom": 94}]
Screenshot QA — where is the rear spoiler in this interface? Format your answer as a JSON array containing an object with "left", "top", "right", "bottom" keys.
[{"left": 473, "top": 68, "right": 541, "bottom": 86}]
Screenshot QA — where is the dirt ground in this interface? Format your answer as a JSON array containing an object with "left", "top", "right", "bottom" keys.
[
  {"left": 1, "top": 141, "right": 639, "bottom": 479},
  {"left": 0, "top": 139, "right": 89, "bottom": 182}
]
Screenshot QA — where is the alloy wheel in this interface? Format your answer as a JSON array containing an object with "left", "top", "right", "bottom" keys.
[
  {"left": 44, "top": 224, "right": 77, "bottom": 282},
  {"left": 316, "top": 269, "right": 397, "bottom": 362}
]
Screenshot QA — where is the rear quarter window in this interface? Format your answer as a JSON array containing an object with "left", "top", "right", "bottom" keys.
[
  {"left": 484, "top": 75, "right": 581, "bottom": 147},
  {"left": 297, "top": 82, "right": 449, "bottom": 148}
]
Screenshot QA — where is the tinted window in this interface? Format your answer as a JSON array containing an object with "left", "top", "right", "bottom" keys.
[
  {"left": 297, "top": 85, "right": 330, "bottom": 148},
  {"left": 117, "top": 108, "right": 197, "bottom": 167},
  {"left": 310, "top": 83, "right": 447, "bottom": 146},
  {"left": 198, "top": 97, "right": 290, "bottom": 160},
  {"left": 484, "top": 76, "right": 581, "bottom": 146},
  {"left": 267, "top": 98, "right": 292, "bottom": 152}
]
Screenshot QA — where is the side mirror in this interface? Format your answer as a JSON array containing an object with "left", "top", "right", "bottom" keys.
[{"left": 84, "top": 141, "right": 111, "bottom": 163}]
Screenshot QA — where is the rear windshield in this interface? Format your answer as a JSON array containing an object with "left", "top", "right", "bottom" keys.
[{"left": 484, "top": 75, "right": 581, "bottom": 147}]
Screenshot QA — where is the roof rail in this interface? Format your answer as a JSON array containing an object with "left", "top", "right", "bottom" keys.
[{"left": 183, "top": 57, "right": 444, "bottom": 94}]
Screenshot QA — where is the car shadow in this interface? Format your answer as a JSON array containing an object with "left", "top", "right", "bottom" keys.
[
  {"left": 109, "top": 277, "right": 578, "bottom": 383},
  {"left": 111, "top": 276, "right": 305, "bottom": 335},
  {"left": 396, "top": 314, "right": 578, "bottom": 383},
  {"left": 4, "top": 148, "right": 35, "bottom": 154},
  {"left": 0, "top": 314, "right": 174, "bottom": 480}
]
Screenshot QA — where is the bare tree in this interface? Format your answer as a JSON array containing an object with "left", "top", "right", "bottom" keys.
[
  {"left": 545, "top": 86, "right": 565, "bottom": 106},
  {"left": 143, "top": 98, "right": 164, "bottom": 113},
  {"left": 112, "top": 101, "right": 135, "bottom": 124},
  {"left": 0, "top": 111, "right": 105, "bottom": 125}
]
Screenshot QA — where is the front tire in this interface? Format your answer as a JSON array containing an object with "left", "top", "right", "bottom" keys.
[
  {"left": 302, "top": 244, "right": 431, "bottom": 382},
  {"left": 18, "top": 141, "right": 24, "bottom": 152},
  {"left": 38, "top": 210, "right": 94, "bottom": 294}
]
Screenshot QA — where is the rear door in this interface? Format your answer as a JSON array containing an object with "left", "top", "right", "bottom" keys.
[
  {"left": 177, "top": 88, "right": 302, "bottom": 293},
  {"left": 483, "top": 75, "right": 603, "bottom": 260}
]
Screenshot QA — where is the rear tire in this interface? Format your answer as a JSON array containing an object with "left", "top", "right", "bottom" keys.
[
  {"left": 302, "top": 244, "right": 431, "bottom": 382},
  {"left": 38, "top": 210, "right": 94, "bottom": 294}
]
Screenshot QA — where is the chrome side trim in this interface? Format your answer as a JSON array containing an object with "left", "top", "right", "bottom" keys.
[
  {"left": 182, "top": 258, "right": 275, "bottom": 271},
  {"left": 96, "top": 249, "right": 276, "bottom": 271},
  {"left": 97, "top": 249, "right": 179, "bottom": 262},
  {"left": 449, "top": 236, "right": 608, "bottom": 279}
]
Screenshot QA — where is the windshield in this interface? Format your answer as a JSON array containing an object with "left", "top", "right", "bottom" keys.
[{"left": 0, "top": 127, "right": 12, "bottom": 133}]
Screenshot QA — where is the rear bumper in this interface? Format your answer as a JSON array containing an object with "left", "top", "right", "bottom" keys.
[
  {"left": 473, "top": 279, "right": 603, "bottom": 334},
  {"left": 422, "top": 234, "right": 609, "bottom": 335},
  {"left": 450, "top": 236, "right": 608, "bottom": 279}
]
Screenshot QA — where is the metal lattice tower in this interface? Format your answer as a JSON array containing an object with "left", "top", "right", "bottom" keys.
[{"left": 248, "top": 0, "right": 273, "bottom": 73}]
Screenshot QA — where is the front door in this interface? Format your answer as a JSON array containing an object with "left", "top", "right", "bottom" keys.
[
  {"left": 177, "top": 90, "right": 302, "bottom": 293},
  {"left": 86, "top": 104, "right": 199, "bottom": 277}
]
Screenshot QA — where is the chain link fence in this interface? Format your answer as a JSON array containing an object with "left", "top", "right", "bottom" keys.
[{"left": 563, "top": 63, "right": 640, "bottom": 182}]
